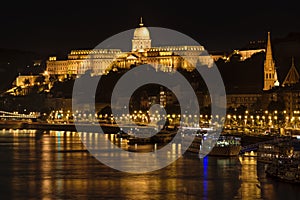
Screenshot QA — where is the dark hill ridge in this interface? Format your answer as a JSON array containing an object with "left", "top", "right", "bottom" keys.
[
  {"left": 215, "top": 52, "right": 264, "bottom": 94},
  {"left": 0, "top": 48, "right": 42, "bottom": 92},
  {"left": 273, "top": 33, "right": 300, "bottom": 83}
]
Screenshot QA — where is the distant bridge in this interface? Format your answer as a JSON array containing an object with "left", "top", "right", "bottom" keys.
[
  {"left": 240, "top": 137, "right": 292, "bottom": 154},
  {"left": 0, "top": 110, "right": 38, "bottom": 120}
]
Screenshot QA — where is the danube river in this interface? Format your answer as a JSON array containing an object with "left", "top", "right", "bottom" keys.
[{"left": 0, "top": 130, "right": 299, "bottom": 200}]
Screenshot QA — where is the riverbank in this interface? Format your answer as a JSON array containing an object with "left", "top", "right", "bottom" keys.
[
  {"left": 0, "top": 120, "right": 286, "bottom": 147},
  {"left": 0, "top": 121, "right": 120, "bottom": 133}
]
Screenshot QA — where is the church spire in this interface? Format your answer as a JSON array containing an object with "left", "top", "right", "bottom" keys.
[
  {"left": 282, "top": 57, "right": 300, "bottom": 86},
  {"left": 139, "top": 17, "right": 144, "bottom": 27},
  {"left": 263, "top": 31, "right": 279, "bottom": 90},
  {"left": 266, "top": 32, "right": 273, "bottom": 63}
]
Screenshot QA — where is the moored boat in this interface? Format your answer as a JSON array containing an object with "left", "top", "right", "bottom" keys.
[
  {"left": 181, "top": 129, "right": 241, "bottom": 157},
  {"left": 265, "top": 157, "right": 300, "bottom": 183},
  {"left": 207, "top": 136, "right": 242, "bottom": 156},
  {"left": 126, "top": 128, "right": 177, "bottom": 145},
  {"left": 264, "top": 137, "right": 300, "bottom": 183}
]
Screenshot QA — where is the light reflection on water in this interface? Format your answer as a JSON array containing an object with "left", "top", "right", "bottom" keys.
[
  {"left": 0, "top": 130, "right": 300, "bottom": 199},
  {"left": 236, "top": 156, "right": 262, "bottom": 199}
]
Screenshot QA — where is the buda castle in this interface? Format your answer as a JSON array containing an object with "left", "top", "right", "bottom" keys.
[{"left": 46, "top": 18, "right": 213, "bottom": 79}]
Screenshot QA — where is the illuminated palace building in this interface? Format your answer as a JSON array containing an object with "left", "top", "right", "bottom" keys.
[{"left": 46, "top": 19, "right": 213, "bottom": 78}]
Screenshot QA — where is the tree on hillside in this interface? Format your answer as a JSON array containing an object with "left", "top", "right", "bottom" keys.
[
  {"left": 23, "top": 79, "right": 30, "bottom": 86},
  {"left": 34, "top": 76, "right": 45, "bottom": 85}
]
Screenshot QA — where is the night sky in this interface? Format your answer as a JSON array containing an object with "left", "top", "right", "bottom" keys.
[{"left": 1, "top": 0, "right": 300, "bottom": 57}]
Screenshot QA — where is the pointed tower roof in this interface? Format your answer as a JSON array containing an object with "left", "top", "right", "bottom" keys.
[
  {"left": 263, "top": 31, "right": 279, "bottom": 90},
  {"left": 283, "top": 57, "right": 300, "bottom": 86},
  {"left": 265, "top": 32, "right": 275, "bottom": 68}
]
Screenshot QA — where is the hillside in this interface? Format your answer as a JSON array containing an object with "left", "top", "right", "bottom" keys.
[{"left": 0, "top": 48, "right": 43, "bottom": 92}]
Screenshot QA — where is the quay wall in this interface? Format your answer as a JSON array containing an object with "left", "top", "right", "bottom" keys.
[{"left": 0, "top": 121, "right": 120, "bottom": 134}]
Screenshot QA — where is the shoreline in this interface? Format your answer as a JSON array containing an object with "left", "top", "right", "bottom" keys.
[
  {"left": 0, "top": 120, "right": 292, "bottom": 146},
  {"left": 0, "top": 121, "right": 120, "bottom": 134}
]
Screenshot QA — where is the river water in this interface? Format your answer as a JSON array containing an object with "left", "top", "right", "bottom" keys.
[{"left": 0, "top": 129, "right": 299, "bottom": 200}]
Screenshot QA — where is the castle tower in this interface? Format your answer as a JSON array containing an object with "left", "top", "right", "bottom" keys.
[
  {"left": 132, "top": 17, "right": 151, "bottom": 52},
  {"left": 263, "top": 32, "right": 279, "bottom": 90}
]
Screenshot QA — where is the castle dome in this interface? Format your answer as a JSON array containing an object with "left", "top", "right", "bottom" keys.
[
  {"left": 133, "top": 18, "right": 150, "bottom": 40},
  {"left": 132, "top": 17, "right": 151, "bottom": 52}
]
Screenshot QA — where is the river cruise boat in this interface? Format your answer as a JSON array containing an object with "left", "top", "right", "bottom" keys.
[{"left": 181, "top": 128, "right": 241, "bottom": 157}]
